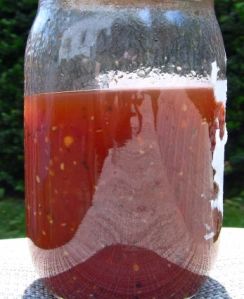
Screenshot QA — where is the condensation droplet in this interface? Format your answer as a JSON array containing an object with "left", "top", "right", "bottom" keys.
[
  {"left": 133, "top": 264, "right": 140, "bottom": 272},
  {"left": 36, "top": 175, "right": 40, "bottom": 183},
  {"left": 182, "top": 104, "right": 188, "bottom": 112},
  {"left": 52, "top": 126, "right": 58, "bottom": 131}
]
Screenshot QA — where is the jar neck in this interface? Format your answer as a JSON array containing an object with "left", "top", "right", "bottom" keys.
[{"left": 39, "top": 0, "right": 214, "bottom": 9}]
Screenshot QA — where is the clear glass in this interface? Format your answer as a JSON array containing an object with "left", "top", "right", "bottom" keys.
[{"left": 24, "top": 0, "right": 227, "bottom": 298}]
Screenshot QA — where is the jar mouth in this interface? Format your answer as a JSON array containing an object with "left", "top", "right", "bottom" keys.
[{"left": 39, "top": 0, "right": 214, "bottom": 9}]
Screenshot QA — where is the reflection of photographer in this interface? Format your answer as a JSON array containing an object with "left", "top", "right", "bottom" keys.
[
  {"left": 58, "top": 15, "right": 113, "bottom": 89},
  {"left": 57, "top": 13, "right": 151, "bottom": 90}
]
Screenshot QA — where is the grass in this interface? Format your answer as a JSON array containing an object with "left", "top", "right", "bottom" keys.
[
  {"left": 0, "top": 196, "right": 243, "bottom": 239},
  {"left": 224, "top": 195, "right": 244, "bottom": 227},
  {"left": 0, "top": 197, "right": 26, "bottom": 239}
]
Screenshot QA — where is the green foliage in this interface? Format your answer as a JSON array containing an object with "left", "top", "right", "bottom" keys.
[
  {"left": 224, "top": 193, "right": 244, "bottom": 227},
  {"left": 0, "top": 0, "right": 37, "bottom": 194},
  {"left": 0, "top": 0, "right": 243, "bottom": 203},
  {"left": 215, "top": 0, "right": 244, "bottom": 197},
  {"left": 0, "top": 197, "right": 26, "bottom": 238}
]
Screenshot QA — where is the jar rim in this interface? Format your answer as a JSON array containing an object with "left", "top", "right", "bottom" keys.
[{"left": 39, "top": 0, "right": 214, "bottom": 9}]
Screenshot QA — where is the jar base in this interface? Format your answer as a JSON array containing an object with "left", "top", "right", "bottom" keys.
[{"left": 43, "top": 244, "right": 206, "bottom": 299}]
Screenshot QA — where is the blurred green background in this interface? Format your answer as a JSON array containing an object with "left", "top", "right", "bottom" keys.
[{"left": 0, "top": 0, "right": 243, "bottom": 238}]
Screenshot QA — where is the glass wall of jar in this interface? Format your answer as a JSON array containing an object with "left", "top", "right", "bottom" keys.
[{"left": 24, "top": 0, "right": 227, "bottom": 298}]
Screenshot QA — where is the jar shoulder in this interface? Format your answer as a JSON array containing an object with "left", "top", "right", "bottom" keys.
[{"left": 25, "top": 6, "right": 226, "bottom": 94}]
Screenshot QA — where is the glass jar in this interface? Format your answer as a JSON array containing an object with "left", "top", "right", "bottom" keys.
[{"left": 24, "top": 0, "right": 227, "bottom": 298}]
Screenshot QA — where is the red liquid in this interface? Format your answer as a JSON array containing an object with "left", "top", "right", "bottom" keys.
[{"left": 25, "top": 88, "right": 224, "bottom": 298}]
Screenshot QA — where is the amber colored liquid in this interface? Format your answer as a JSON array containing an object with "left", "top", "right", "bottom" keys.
[{"left": 25, "top": 88, "right": 225, "bottom": 299}]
